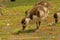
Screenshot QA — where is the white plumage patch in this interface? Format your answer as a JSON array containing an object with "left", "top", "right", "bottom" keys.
[
  {"left": 57, "top": 12, "right": 60, "bottom": 17},
  {"left": 40, "top": 10, "right": 45, "bottom": 16},
  {"left": 56, "top": 12, "right": 60, "bottom": 22},
  {"left": 33, "top": 15, "right": 38, "bottom": 22},
  {"left": 38, "top": 8, "right": 45, "bottom": 17},
  {"left": 25, "top": 18, "right": 30, "bottom": 24},
  {"left": 44, "top": 2, "right": 47, "bottom": 5},
  {"left": 38, "top": 5, "right": 49, "bottom": 20},
  {"left": 41, "top": 7, "right": 49, "bottom": 20},
  {"left": 43, "top": 7, "right": 48, "bottom": 12}
]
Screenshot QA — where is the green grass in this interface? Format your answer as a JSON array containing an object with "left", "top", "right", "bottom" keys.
[
  {"left": 0, "top": 0, "right": 60, "bottom": 40},
  {"left": 0, "top": 0, "right": 40, "bottom": 7}
]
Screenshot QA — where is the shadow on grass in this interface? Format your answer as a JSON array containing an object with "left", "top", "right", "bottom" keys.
[{"left": 13, "top": 29, "right": 37, "bottom": 35}]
